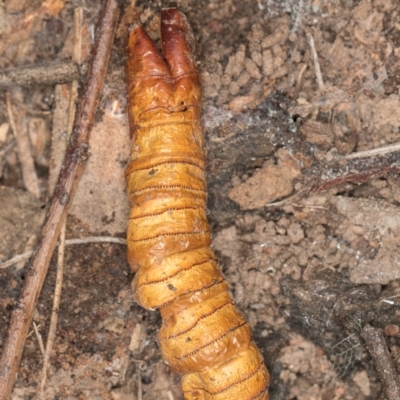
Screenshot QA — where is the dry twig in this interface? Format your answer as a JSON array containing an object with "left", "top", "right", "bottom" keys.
[
  {"left": 344, "top": 142, "right": 400, "bottom": 160},
  {"left": 306, "top": 31, "right": 325, "bottom": 93},
  {"left": 312, "top": 148, "right": 400, "bottom": 192},
  {"left": 6, "top": 92, "right": 40, "bottom": 197},
  {"left": 0, "top": 61, "right": 79, "bottom": 90},
  {"left": 39, "top": 10, "right": 83, "bottom": 396},
  {"left": 38, "top": 223, "right": 66, "bottom": 398},
  {"left": 32, "top": 322, "right": 45, "bottom": 357},
  {"left": 0, "top": 1, "right": 121, "bottom": 397},
  {"left": 362, "top": 325, "right": 400, "bottom": 400}
]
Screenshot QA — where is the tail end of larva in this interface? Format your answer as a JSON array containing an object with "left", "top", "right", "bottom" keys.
[
  {"left": 161, "top": 8, "right": 198, "bottom": 78},
  {"left": 125, "top": 20, "right": 170, "bottom": 82}
]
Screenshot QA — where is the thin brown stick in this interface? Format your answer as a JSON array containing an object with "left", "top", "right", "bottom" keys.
[
  {"left": 38, "top": 223, "right": 66, "bottom": 399},
  {"left": 0, "top": 1, "right": 120, "bottom": 398},
  {"left": 362, "top": 325, "right": 400, "bottom": 400},
  {"left": 0, "top": 61, "right": 79, "bottom": 90},
  {"left": 39, "top": 9, "right": 83, "bottom": 396},
  {"left": 295, "top": 63, "right": 307, "bottom": 97},
  {"left": 6, "top": 92, "right": 40, "bottom": 197},
  {"left": 138, "top": 370, "right": 142, "bottom": 400},
  {"left": 306, "top": 32, "right": 325, "bottom": 93},
  {"left": 66, "top": 7, "right": 84, "bottom": 140},
  {"left": 32, "top": 322, "right": 45, "bottom": 356}
]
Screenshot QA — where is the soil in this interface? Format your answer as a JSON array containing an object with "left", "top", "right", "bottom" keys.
[{"left": 1, "top": 0, "right": 400, "bottom": 399}]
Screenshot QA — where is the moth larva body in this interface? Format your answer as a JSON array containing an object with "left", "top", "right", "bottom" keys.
[{"left": 125, "top": 8, "right": 269, "bottom": 399}]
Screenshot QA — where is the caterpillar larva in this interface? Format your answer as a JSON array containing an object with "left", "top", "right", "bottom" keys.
[{"left": 125, "top": 8, "right": 269, "bottom": 399}]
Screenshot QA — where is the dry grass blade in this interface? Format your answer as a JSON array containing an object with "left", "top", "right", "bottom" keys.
[
  {"left": 306, "top": 31, "right": 325, "bottom": 93},
  {"left": 39, "top": 9, "right": 82, "bottom": 396},
  {"left": 38, "top": 223, "right": 66, "bottom": 399},
  {"left": 6, "top": 92, "right": 40, "bottom": 197}
]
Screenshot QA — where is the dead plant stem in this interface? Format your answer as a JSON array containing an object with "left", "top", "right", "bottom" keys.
[
  {"left": 0, "top": 1, "right": 120, "bottom": 398},
  {"left": 38, "top": 223, "right": 66, "bottom": 398},
  {"left": 6, "top": 92, "right": 40, "bottom": 197},
  {"left": 38, "top": 9, "right": 84, "bottom": 397}
]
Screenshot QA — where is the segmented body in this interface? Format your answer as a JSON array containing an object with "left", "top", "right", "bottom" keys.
[{"left": 125, "top": 8, "right": 269, "bottom": 399}]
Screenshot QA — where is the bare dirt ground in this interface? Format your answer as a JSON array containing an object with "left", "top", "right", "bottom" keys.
[{"left": 1, "top": 0, "right": 400, "bottom": 399}]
